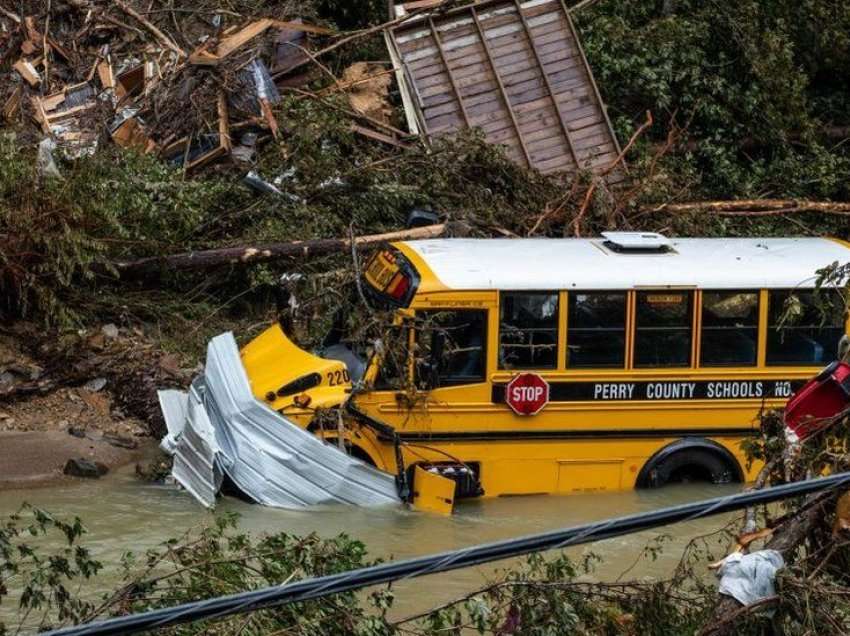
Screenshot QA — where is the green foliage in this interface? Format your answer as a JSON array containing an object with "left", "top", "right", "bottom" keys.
[
  {"left": 0, "top": 138, "right": 245, "bottom": 325},
  {"left": 577, "top": 0, "right": 850, "bottom": 201},
  {"left": 0, "top": 505, "right": 102, "bottom": 635},
  {"left": 316, "top": 0, "right": 388, "bottom": 29},
  {"left": 99, "top": 513, "right": 381, "bottom": 635}
]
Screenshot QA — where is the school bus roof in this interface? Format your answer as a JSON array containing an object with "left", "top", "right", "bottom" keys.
[{"left": 392, "top": 237, "right": 850, "bottom": 292}]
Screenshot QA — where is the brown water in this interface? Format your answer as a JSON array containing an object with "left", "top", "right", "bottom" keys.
[{"left": 0, "top": 466, "right": 739, "bottom": 623}]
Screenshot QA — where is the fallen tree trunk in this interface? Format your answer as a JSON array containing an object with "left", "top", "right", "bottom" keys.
[
  {"left": 111, "top": 223, "right": 447, "bottom": 279},
  {"left": 648, "top": 199, "right": 850, "bottom": 216}
]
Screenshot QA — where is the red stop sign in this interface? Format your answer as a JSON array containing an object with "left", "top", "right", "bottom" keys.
[{"left": 505, "top": 373, "right": 549, "bottom": 416}]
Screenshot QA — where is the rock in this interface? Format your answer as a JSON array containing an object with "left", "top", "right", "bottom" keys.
[
  {"left": 84, "top": 377, "right": 107, "bottom": 392},
  {"left": 101, "top": 324, "right": 119, "bottom": 340},
  {"left": 63, "top": 457, "right": 108, "bottom": 478},
  {"left": 78, "top": 388, "right": 111, "bottom": 415},
  {"left": 102, "top": 433, "right": 138, "bottom": 450},
  {"left": 158, "top": 353, "right": 182, "bottom": 377},
  {"left": 68, "top": 426, "right": 87, "bottom": 438}
]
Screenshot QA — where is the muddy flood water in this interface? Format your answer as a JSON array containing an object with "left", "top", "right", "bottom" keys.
[{"left": 0, "top": 465, "right": 741, "bottom": 623}]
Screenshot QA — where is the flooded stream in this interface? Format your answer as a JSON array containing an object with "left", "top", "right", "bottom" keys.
[{"left": 0, "top": 466, "right": 740, "bottom": 622}]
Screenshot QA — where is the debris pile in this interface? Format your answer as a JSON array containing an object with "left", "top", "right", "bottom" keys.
[{"left": 1, "top": 1, "right": 333, "bottom": 171}]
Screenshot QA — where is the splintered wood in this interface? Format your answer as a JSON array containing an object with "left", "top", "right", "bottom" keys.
[
  {"left": 388, "top": 0, "right": 622, "bottom": 178},
  {"left": 189, "top": 19, "right": 333, "bottom": 66}
]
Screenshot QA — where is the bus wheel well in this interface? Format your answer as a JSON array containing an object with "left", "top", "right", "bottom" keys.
[
  {"left": 348, "top": 444, "right": 377, "bottom": 467},
  {"left": 636, "top": 438, "right": 743, "bottom": 489}
]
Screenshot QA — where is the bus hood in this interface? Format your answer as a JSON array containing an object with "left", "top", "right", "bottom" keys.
[{"left": 240, "top": 323, "right": 353, "bottom": 413}]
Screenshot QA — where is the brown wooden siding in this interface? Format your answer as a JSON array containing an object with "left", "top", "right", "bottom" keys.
[{"left": 390, "top": 0, "right": 621, "bottom": 179}]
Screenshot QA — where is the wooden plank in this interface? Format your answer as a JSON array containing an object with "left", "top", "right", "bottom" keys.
[
  {"left": 530, "top": 149, "right": 571, "bottom": 170},
  {"left": 529, "top": 23, "right": 573, "bottom": 45},
  {"left": 522, "top": 123, "right": 571, "bottom": 144},
  {"left": 557, "top": 96, "right": 598, "bottom": 117},
  {"left": 190, "top": 19, "right": 272, "bottom": 65},
  {"left": 425, "top": 110, "right": 465, "bottom": 131},
  {"left": 218, "top": 91, "right": 232, "bottom": 151},
  {"left": 466, "top": 97, "right": 513, "bottom": 122},
  {"left": 571, "top": 124, "right": 611, "bottom": 142},
  {"left": 422, "top": 98, "right": 463, "bottom": 119},
  {"left": 539, "top": 45, "right": 578, "bottom": 66},
  {"left": 429, "top": 16, "right": 472, "bottom": 128},
  {"left": 414, "top": 66, "right": 460, "bottom": 88},
  {"left": 469, "top": 107, "right": 517, "bottom": 129},
  {"left": 351, "top": 123, "right": 411, "bottom": 148},
  {"left": 574, "top": 134, "right": 613, "bottom": 153},
  {"left": 510, "top": 111, "right": 560, "bottom": 137},
  {"left": 528, "top": 133, "right": 570, "bottom": 154},
  {"left": 480, "top": 114, "right": 520, "bottom": 133},
  {"left": 519, "top": 0, "right": 561, "bottom": 18},
  {"left": 536, "top": 37, "right": 575, "bottom": 58},
  {"left": 535, "top": 154, "right": 572, "bottom": 173},
  {"left": 568, "top": 113, "right": 605, "bottom": 131},
  {"left": 503, "top": 69, "right": 547, "bottom": 90},
  {"left": 505, "top": 84, "right": 551, "bottom": 106},
  {"left": 13, "top": 59, "right": 41, "bottom": 86}
]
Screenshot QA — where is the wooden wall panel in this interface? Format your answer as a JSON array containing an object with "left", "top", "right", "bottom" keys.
[{"left": 390, "top": 0, "right": 621, "bottom": 179}]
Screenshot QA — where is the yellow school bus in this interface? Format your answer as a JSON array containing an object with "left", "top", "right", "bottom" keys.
[{"left": 241, "top": 233, "right": 850, "bottom": 499}]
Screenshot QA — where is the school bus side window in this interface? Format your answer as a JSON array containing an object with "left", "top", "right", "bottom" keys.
[
  {"left": 634, "top": 291, "right": 693, "bottom": 367},
  {"left": 566, "top": 292, "right": 626, "bottom": 368},
  {"left": 499, "top": 292, "right": 559, "bottom": 369},
  {"left": 414, "top": 310, "right": 487, "bottom": 388},
  {"left": 766, "top": 289, "right": 846, "bottom": 366},
  {"left": 700, "top": 291, "right": 759, "bottom": 366}
]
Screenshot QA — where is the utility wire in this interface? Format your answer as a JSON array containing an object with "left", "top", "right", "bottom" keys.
[{"left": 48, "top": 472, "right": 850, "bottom": 636}]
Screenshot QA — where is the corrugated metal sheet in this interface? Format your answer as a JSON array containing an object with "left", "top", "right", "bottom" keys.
[
  {"left": 389, "top": 0, "right": 621, "bottom": 177},
  {"left": 159, "top": 332, "right": 400, "bottom": 509}
]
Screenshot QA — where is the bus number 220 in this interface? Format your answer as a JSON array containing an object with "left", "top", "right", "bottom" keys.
[{"left": 327, "top": 369, "right": 351, "bottom": 386}]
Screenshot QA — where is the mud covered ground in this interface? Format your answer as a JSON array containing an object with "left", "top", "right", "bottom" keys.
[{"left": 0, "top": 326, "right": 177, "bottom": 489}]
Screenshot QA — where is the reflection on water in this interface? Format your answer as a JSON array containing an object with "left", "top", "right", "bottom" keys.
[{"left": 0, "top": 466, "right": 740, "bottom": 620}]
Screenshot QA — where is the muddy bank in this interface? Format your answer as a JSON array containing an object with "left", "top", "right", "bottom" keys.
[
  {"left": 0, "top": 430, "right": 157, "bottom": 490},
  {"left": 0, "top": 328, "right": 169, "bottom": 489}
]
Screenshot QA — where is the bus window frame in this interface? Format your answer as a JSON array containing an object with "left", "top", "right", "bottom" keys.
[
  {"left": 413, "top": 308, "right": 489, "bottom": 388},
  {"left": 497, "top": 290, "right": 561, "bottom": 371},
  {"left": 698, "top": 289, "right": 761, "bottom": 368},
  {"left": 764, "top": 287, "right": 848, "bottom": 367},
  {"left": 630, "top": 289, "right": 696, "bottom": 369},
  {"left": 564, "top": 290, "right": 629, "bottom": 370}
]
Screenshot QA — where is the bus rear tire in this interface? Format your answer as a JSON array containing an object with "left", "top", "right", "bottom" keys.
[{"left": 636, "top": 439, "right": 742, "bottom": 489}]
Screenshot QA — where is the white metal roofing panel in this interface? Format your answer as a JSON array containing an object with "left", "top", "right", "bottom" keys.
[
  {"left": 160, "top": 333, "right": 400, "bottom": 509},
  {"left": 401, "top": 238, "right": 850, "bottom": 290}
]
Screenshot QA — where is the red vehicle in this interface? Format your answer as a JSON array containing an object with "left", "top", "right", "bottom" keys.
[{"left": 784, "top": 361, "right": 850, "bottom": 440}]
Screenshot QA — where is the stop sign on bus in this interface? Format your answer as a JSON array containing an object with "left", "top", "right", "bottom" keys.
[{"left": 506, "top": 373, "right": 550, "bottom": 416}]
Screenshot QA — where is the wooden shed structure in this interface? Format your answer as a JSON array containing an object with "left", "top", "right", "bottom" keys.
[{"left": 387, "top": 0, "right": 622, "bottom": 178}]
